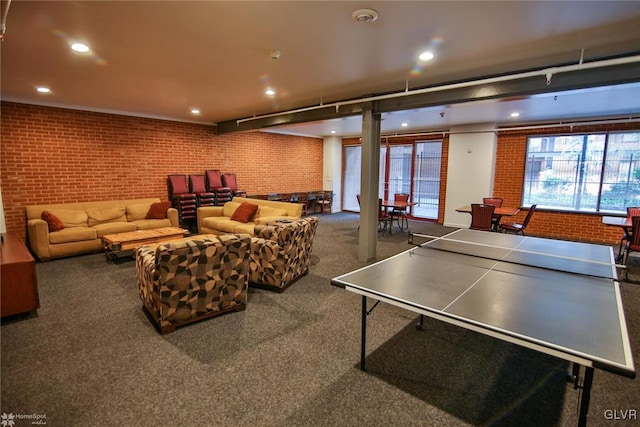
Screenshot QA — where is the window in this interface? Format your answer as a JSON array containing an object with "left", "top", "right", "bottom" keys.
[{"left": 523, "top": 131, "right": 640, "bottom": 213}]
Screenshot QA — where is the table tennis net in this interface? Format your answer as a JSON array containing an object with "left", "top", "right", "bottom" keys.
[{"left": 409, "top": 233, "right": 617, "bottom": 280}]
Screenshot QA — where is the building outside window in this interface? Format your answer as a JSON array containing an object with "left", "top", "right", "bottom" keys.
[{"left": 523, "top": 131, "right": 640, "bottom": 214}]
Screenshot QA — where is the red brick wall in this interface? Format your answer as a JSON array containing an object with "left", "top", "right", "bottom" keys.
[{"left": 1, "top": 102, "right": 323, "bottom": 240}]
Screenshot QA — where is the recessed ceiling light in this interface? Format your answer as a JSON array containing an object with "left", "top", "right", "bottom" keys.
[
  {"left": 401, "top": 122, "right": 409, "bottom": 127},
  {"left": 330, "top": 130, "right": 336, "bottom": 134},
  {"left": 265, "top": 88, "right": 275, "bottom": 96},
  {"left": 190, "top": 109, "right": 201, "bottom": 115},
  {"left": 351, "top": 8, "right": 379, "bottom": 23},
  {"left": 71, "top": 42, "right": 90, "bottom": 53},
  {"left": 36, "top": 87, "right": 51, "bottom": 94},
  {"left": 510, "top": 112, "right": 520, "bottom": 118},
  {"left": 418, "top": 51, "right": 434, "bottom": 61}
]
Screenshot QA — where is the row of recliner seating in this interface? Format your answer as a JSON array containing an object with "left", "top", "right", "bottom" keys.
[{"left": 167, "top": 170, "right": 247, "bottom": 225}]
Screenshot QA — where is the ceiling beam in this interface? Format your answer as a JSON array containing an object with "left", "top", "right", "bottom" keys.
[{"left": 216, "top": 60, "right": 640, "bottom": 135}]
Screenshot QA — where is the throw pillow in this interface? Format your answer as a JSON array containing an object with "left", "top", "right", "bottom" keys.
[
  {"left": 41, "top": 211, "right": 65, "bottom": 232},
  {"left": 146, "top": 201, "right": 172, "bottom": 219},
  {"left": 231, "top": 202, "right": 258, "bottom": 223}
]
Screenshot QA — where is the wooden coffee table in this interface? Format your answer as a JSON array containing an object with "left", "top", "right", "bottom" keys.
[{"left": 102, "top": 227, "right": 189, "bottom": 261}]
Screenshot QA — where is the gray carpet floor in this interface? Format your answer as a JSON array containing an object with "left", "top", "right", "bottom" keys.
[{"left": 1, "top": 213, "right": 639, "bottom": 426}]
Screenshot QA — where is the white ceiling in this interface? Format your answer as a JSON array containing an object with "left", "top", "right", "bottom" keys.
[{"left": 1, "top": 1, "right": 640, "bottom": 138}]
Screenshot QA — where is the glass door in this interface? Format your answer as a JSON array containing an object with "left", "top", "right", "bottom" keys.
[
  {"left": 387, "top": 145, "right": 413, "bottom": 201},
  {"left": 343, "top": 145, "right": 387, "bottom": 212},
  {"left": 412, "top": 141, "right": 442, "bottom": 219}
]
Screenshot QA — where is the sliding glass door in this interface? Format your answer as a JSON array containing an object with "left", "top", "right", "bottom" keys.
[
  {"left": 343, "top": 145, "right": 386, "bottom": 212},
  {"left": 412, "top": 141, "right": 442, "bottom": 219},
  {"left": 343, "top": 140, "right": 442, "bottom": 220}
]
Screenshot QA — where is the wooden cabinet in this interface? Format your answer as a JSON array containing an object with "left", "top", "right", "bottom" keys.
[{"left": 1, "top": 232, "right": 40, "bottom": 317}]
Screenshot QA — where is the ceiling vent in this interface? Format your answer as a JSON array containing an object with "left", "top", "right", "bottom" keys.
[{"left": 351, "top": 8, "right": 379, "bottom": 23}]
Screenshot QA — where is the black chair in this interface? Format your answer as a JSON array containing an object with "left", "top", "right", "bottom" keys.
[
  {"left": 500, "top": 204, "right": 537, "bottom": 235},
  {"left": 470, "top": 203, "right": 495, "bottom": 231}
]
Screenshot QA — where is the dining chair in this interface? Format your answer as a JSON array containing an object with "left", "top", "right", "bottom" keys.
[
  {"left": 297, "top": 192, "right": 309, "bottom": 216},
  {"left": 356, "top": 195, "right": 390, "bottom": 232},
  {"left": 318, "top": 190, "right": 334, "bottom": 214},
  {"left": 483, "top": 197, "right": 503, "bottom": 230},
  {"left": 390, "top": 193, "right": 410, "bottom": 231},
  {"left": 378, "top": 198, "right": 391, "bottom": 232},
  {"left": 622, "top": 216, "right": 640, "bottom": 281},
  {"left": 482, "top": 197, "right": 503, "bottom": 207},
  {"left": 616, "top": 207, "right": 640, "bottom": 261},
  {"left": 499, "top": 204, "right": 537, "bottom": 235},
  {"left": 469, "top": 203, "right": 495, "bottom": 231}
]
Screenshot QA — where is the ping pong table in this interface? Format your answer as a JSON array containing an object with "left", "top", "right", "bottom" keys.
[{"left": 331, "top": 229, "right": 635, "bottom": 426}]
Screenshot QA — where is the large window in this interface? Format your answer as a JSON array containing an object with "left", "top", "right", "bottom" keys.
[{"left": 523, "top": 131, "right": 640, "bottom": 213}]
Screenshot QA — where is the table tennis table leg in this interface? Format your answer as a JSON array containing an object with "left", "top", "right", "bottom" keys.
[
  {"left": 416, "top": 314, "right": 425, "bottom": 330},
  {"left": 361, "top": 295, "right": 367, "bottom": 371},
  {"left": 578, "top": 366, "right": 594, "bottom": 427}
]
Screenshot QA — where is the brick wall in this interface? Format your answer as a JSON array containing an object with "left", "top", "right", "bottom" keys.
[{"left": 1, "top": 102, "right": 323, "bottom": 240}]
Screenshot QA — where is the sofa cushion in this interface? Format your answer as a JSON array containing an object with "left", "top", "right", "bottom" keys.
[
  {"left": 256, "top": 206, "right": 288, "bottom": 219},
  {"left": 234, "top": 223, "right": 256, "bottom": 235},
  {"left": 49, "top": 227, "right": 97, "bottom": 244},
  {"left": 231, "top": 202, "right": 259, "bottom": 223},
  {"left": 48, "top": 209, "right": 89, "bottom": 228},
  {"left": 41, "top": 211, "right": 65, "bottom": 232},
  {"left": 223, "top": 201, "right": 241, "bottom": 218},
  {"left": 146, "top": 201, "right": 172, "bottom": 219},
  {"left": 91, "top": 222, "right": 137, "bottom": 237},
  {"left": 86, "top": 205, "right": 127, "bottom": 227},
  {"left": 126, "top": 203, "right": 153, "bottom": 221},
  {"left": 131, "top": 219, "right": 173, "bottom": 230},
  {"left": 203, "top": 217, "right": 242, "bottom": 233}
]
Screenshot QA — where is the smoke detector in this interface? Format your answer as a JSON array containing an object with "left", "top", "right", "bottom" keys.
[{"left": 351, "top": 8, "right": 379, "bottom": 23}]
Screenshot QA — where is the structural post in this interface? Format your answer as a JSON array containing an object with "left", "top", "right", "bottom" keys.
[{"left": 358, "top": 106, "right": 381, "bottom": 262}]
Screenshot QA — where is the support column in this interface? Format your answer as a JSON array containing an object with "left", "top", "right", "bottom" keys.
[{"left": 358, "top": 107, "right": 381, "bottom": 262}]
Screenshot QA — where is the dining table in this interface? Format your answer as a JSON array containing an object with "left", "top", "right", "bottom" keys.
[
  {"left": 456, "top": 205, "right": 521, "bottom": 231},
  {"left": 380, "top": 200, "right": 417, "bottom": 234}
]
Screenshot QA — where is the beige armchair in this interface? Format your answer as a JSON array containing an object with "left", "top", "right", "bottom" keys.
[{"left": 136, "top": 234, "right": 251, "bottom": 333}]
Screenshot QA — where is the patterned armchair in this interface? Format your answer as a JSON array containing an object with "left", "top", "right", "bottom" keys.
[
  {"left": 249, "top": 217, "right": 318, "bottom": 292},
  {"left": 136, "top": 234, "right": 251, "bottom": 333}
]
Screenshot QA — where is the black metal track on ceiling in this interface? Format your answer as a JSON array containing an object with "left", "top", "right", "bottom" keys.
[{"left": 215, "top": 60, "right": 640, "bottom": 135}]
